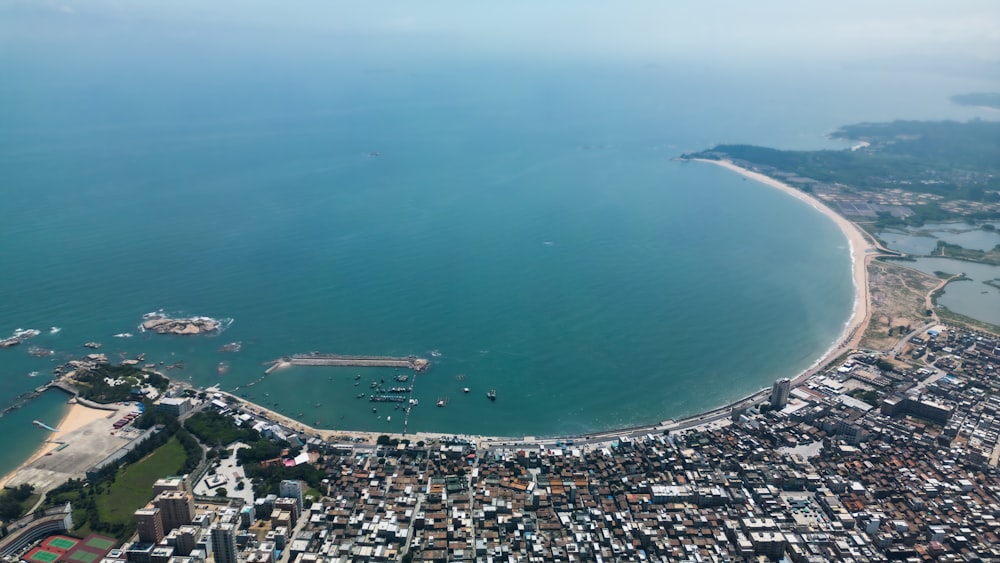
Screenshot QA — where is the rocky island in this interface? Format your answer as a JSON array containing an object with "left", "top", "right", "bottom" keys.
[{"left": 139, "top": 314, "right": 223, "bottom": 335}]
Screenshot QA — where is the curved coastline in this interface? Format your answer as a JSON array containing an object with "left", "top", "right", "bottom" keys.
[
  {"left": 222, "top": 160, "right": 878, "bottom": 443},
  {"left": 692, "top": 158, "right": 877, "bottom": 385},
  {"left": 0, "top": 400, "right": 112, "bottom": 488},
  {"left": 0, "top": 162, "right": 879, "bottom": 484}
]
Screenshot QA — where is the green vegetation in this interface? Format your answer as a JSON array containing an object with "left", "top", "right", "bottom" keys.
[
  {"left": 43, "top": 425, "right": 201, "bottom": 542},
  {"left": 932, "top": 241, "right": 1000, "bottom": 265},
  {"left": 686, "top": 120, "right": 1000, "bottom": 226},
  {"left": 94, "top": 437, "right": 187, "bottom": 526},
  {"left": 935, "top": 306, "right": 1000, "bottom": 335},
  {"left": 951, "top": 93, "right": 1000, "bottom": 110},
  {"left": 0, "top": 484, "right": 36, "bottom": 521},
  {"left": 184, "top": 410, "right": 259, "bottom": 447},
  {"left": 243, "top": 461, "right": 326, "bottom": 498},
  {"left": 236, "top": 439, "right": 287, "bottom": 465},
  {"left": 73, "top": 365, "right": 169, "bottom": 404}
]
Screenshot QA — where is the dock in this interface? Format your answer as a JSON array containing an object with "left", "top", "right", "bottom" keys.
[{"left": 267, "top": 353, "right": 430, "bottom": 373}]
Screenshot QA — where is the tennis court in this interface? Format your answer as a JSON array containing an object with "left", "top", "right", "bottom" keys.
[
  {"left": 44, "top": 537, "right": 78, "bottom": 551},
  {"left": 67, "top": 551, "right": 97, "bottom": 563},
  {"left": 82, "top": 537, "right": 115, "bottom": 551},
  {"left": 24, "top": 548, "right": 60, "bottom": 563}
]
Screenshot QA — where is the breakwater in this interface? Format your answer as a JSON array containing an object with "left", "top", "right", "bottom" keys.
[
  {"left": 0, "top": 381, "right": 77, "bottom": 419},
  {"left": 265, "top": 353, "right": 430, "bottom": 374}
]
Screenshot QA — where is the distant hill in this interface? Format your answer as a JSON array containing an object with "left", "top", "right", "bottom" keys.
[{"left": 951, "top": 92, "right": 1000, "bottom": 111}]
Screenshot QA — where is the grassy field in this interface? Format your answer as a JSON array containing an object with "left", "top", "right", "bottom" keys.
[{"left": 95, "top": 436, "right": 186, "bottom": 525}]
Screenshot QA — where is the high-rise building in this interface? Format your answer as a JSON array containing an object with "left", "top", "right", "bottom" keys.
[
  {"left": 273, "top": 498, "right": 298, "bottom": 526},
  {"left": 153, "top": 476, "right": 188, "bottom": 496},
  {"left": 278, "top": 480, "right": 304, "bottom": 511},
  {"left": 210, "top": 523, "right": 238, "bottom": 563},
  {"left": 164, "top": 526, "right": 198, "bottom": 557},
  {"left": 135, "top": 508, "right": 165, "bottom": 544},
  {"left": 770, "top": 378, "right": 791, "bottom": 410},
  {"left": 155, "top": 490, "right": 194, "bottom": 534}
]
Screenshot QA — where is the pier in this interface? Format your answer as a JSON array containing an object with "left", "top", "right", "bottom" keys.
[
  {"left": 266, "top": 353, "right": 430, "bottom": 373},
  {"left": 0, "top": 380, "right": 77, "bottom": 419}
]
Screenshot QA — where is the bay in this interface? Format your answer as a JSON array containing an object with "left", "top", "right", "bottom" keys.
[{"left": 1, "top": 54, "right": 998, "bottom": 478}]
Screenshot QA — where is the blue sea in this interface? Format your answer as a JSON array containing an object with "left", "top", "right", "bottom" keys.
[{"left": 2, "top": 42, "right": 998, "bottom": 477}]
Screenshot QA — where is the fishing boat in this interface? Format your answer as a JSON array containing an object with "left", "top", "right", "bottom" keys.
[{"left": 487, "top": 389, "right": 497, "bottom": 401}]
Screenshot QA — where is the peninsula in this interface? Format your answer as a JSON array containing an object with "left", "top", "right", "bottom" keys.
[{"left": 684, "top": 119, "right": 1000, "bottom": 232}]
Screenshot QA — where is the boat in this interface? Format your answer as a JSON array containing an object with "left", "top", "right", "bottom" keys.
[
  {"left": 49, "top": 327, "right": 61, "bottom": 334},
  {"left": 386, "top": 416, "right": 392, "bottom": 422},
  {"left": 436, "top": 400, "right": 446, "bottom": 407},
  {"left": 217, "top": 362, "right": 229, "bottom": 375},
  {"left": 113, "top": 332, "right": 133, "bottom": 338},
  {"left": 463, "top": 387, "right": 470, "bottom": 393},
  {"left": 487, "top": 389, "right": 496, "bottom": 401}
]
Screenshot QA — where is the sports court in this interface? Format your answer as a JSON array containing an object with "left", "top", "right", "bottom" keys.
[
  {"left": 23, "top": 548, "right": 60, "bottom": 563},
  {"left": 45, "top": 537, "right": 78, "bottom": 551},
  {"left": 24, "top": 535, "right": 117, "bottom": 563}
]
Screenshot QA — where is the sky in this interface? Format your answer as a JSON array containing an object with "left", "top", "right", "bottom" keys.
[{"left": 2, "top": 0, "right": 999, "bottom": 68}]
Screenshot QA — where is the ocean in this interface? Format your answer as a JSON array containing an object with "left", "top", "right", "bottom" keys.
[{"left": 1, "top": 52, "right": 997, "bottom": 476}]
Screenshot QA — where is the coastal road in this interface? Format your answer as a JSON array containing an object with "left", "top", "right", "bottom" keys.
[{"left": 891, "top": 321, "right": 937, "bottom": 357}]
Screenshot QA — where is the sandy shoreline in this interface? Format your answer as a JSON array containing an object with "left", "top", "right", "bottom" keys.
[
  {"left": 693, "top": 158, "right": 876, "bottom": 384},
  {"left": 0, "top": 399, "right": 112, "bottom": 488},
  {"left": 231, "top": 161, "right": 880, "bottom": 441},
  {"left": 0, "top": 160, "right": 882, "bottom": 483}
]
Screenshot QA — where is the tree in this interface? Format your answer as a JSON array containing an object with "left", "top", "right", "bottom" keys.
[{"left": 215, "top": 488, "right": 228, "bottom": 498}]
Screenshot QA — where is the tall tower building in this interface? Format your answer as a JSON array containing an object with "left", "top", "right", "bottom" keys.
[
  {"left": 153, "top": 476, "right": 187, "bottom": 496},
  {"left": 278, "top": 480, "right": 304, "bottom": 512},
  {"left": 155, "top": 490, "right": 195, "bottom": 533},
  {"left": 770, "top": 378, "right": 791, "bottom": 410},
  {"left": 135, "top": 507, "right": 165, "bottom": 544},
  {"left": 211, "top": 523, "right": 238, "bottom": 563}
]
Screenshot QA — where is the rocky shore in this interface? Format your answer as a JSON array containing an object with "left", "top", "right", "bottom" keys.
[{"left": 140, "top": 315, "right": 222, "bottom": 335}]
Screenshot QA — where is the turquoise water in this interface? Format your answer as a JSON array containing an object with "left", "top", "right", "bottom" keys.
[{"left": 2, "top": 46, "right": 999, "bottom": 477}]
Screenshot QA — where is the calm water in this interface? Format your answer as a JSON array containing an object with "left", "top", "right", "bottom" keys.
[
  {"left": 881, "top": 222, "right": 1000, "bottom": 255},
  {"left": 903, "top": 257, "right": 1000, "bottom": 326},
  {"left": 2, "top": 51, "right": 998, "bottom": 476}
]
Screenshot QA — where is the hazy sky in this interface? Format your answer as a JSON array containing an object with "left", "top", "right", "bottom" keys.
[{"left": 3, "top": 0, "right": 999, "bottom": 67}]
